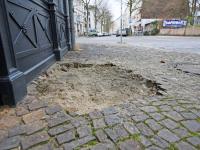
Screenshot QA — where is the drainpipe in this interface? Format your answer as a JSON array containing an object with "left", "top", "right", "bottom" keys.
[{"left": 68, "top": 0, "right": 75, "bottom": 50}]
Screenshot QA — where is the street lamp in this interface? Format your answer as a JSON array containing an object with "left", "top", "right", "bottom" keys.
[{"left": 120, "top": 0, "right": 123, "bottom": 44}]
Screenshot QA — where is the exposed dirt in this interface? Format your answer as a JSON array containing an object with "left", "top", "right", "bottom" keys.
[{"left": 28, "top": 63, "right": 164, "bottom": 114}]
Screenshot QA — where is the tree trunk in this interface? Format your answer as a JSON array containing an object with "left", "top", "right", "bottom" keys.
[
  {"left": 94, "top": 0, "right": 97, "bottom": 30},
  {"left": 86, "top": 4, "right": 89, "bottom": 36}
]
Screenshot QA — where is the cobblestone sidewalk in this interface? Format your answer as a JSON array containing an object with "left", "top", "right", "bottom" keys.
[
  {"left": 0, "top": 94, "right": 200, "bottom": 150},
  {"left": 1, "top": 43, "right": 200, "bottom": 150}
]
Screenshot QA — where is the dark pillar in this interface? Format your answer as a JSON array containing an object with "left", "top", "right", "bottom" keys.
[
  {"left": 0, "top": 0, "right": 26, "bottom": 105},
  {"left": 68, "top": 0, "right": 75, "bottom": 50},
  {"left": 64, "top": 0, "right": 72, "bottom": 50},
  {"left": 48, "top": 0, "right": 62, "bottom": 60}
]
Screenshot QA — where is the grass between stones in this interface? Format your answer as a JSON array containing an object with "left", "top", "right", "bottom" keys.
[
  {"left": 75, "top": 140, "right": 98, "bottom": 150},
  {"left": 118, "top": 133, "right": 141, "bottom": 143},
  {"left": 189, "top": 131, "right": 200, "bottom": 137},
  {"left": 196, "top": 118, "right": 200, "bottom": 123},
  {"left": 168, "top": 143, "right": 178, "bottom": 150}
]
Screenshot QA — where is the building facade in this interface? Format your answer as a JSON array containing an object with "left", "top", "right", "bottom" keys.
[
  {"left": 88, "top": 6, "right": 101, "bottom": 32},
  {"left": 194, "top": 10, "right": 200, "bottom": 25},
  {"left": 74, "top": 0, "right": 85, "bottom": 36}
]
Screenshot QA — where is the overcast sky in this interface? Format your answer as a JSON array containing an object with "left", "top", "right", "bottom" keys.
[
  {"left": 91, "top": 0, "right": 124, "bottom": 21},
  {"left": 108, "top": 0, "right": 121, "bottom": 20}
]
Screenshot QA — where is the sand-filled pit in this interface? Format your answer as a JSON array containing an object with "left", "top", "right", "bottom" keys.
[{"left": 28, "top": 63, "right": 164, "bottom": 114}]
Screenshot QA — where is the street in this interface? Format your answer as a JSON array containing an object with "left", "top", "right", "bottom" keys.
[{"left": 77, "top": 36, "right": 200, "bottom": 54}]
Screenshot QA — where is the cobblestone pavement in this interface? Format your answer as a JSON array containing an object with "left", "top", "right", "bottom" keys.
[{"left": 0, "top": 41, "right": 200, "bottom": 150}]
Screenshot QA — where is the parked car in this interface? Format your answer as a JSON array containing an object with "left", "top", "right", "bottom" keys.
[
  {"left": 88, "top": 29, "right": 98, "bottom": 36},
  {"left": 102, "top": 32, "right": 109, "bottom": 36},
  {"left": 97, "top": 32, "right": 103, "bottom": 37},
  {"left": 116, "top": 29, "right": 128, "bottom": 37}
]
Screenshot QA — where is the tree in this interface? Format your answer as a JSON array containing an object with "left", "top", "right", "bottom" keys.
[
  {"left": 126, "top": 0, "right": 142, "bottom": 21},
  {"left": 89, "top": 0, "right": 112, "bottom": 32},
  {"left": 188, "top": 0, "right": 200, "bottom": 25},
  {"left": 99, "top": 6, "right": 113, "bottom": 32},
  {"left": 93, "top": 0, "right": 105, "bottom": 29},
  {"left": 81, "top": 0, "right": 91, "bottom": 36},
  {"left": 120, "top": 0, "right": 142, "bottom": 28}
]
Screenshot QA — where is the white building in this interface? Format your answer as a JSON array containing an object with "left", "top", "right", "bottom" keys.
[
  {"left": 194, "top": 10, "right": 200, "bottom": 25},
  {"left": 88, "top": 6, "right": 101, "bottom": 32},
  {"left": 122, "top": 0, "right": 160, "bottom": 33},
  {"left": 74, "top": 0, "right": 85, "bottom": 36}
]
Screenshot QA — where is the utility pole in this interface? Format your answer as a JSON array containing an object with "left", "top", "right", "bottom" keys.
[{"left": 120, "top": 0, "right": 123, "bottom": 43}]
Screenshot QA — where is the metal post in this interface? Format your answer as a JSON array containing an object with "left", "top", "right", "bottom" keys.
[
  {"left": 69, "top": 0, "right": 75, "bottom": 50},
  {"left": 120, "top": 0, "right": 123, "bottom": 43}
]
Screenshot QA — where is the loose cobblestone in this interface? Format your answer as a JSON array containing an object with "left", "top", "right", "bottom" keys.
[
  {"left": 95, "top": 129, "right": 108, "bottom": 142},
  {"left": 0, "top": 130, "right": 8, "bottom": 142},
  {"left": 16, "top": 106, "right": 29, "bottom": 117},
  {"left": 89, "top": 110, "right": 103, "bottom": 119},
  {"left": 21, "top": 132, "right": 49, "bottom": 150},
  {"left": 25, "top": 120, "right": 46, "bottom": 135},
  {"left": 93, "top": 118, "right": 106, "bottom": 129},
  {"left": 149, "top": 113, "right": 165, "bottom": 121},
  {"left": 145, "top": 119, "right": 162, "bottom": 131},
  {"left": 28, "top": 101, "right": 47, "bottom": 111},
  {"left": 104, "top": 125, "right": 129, "bottom": 142},
  {"left": 45, "top": 105, "right": 62, "bottom": 115},
  {"left": 187, "top": 136, "right": 200, "bottom": 146},
  {"left": 102, "top": 107, "right": 118, "bottom": 116},
  {"left": 136, "top": 123, "right": 154, "bottom": 137},
  {"left": 47, "top": 112, "right": 72, "bottom": 128},
  {"left": 71, "top": 117, "right": 89, "bottom": 128},
  {"left": 105, "top": 115, "right": 122, "bottom": 126},
  {"left": 77, "top": 125, "right": 92, "bottom": 138},
  {"left": 118, "top": 140, "right": 141, "bottom": 150},
  {"left": 158, "top": 129, "right": 180, "bottom": 143},
  {"left": 140, "top": 106, "right": 158, "bottom": 113},
  {"left": 140, "top": 135, "right": 152, "bottom": 147},
  {"left": 0, "top": 136, "right": 21, "bottom": 150},
  {"left": 56, "top": 130, "right": 75, "bottom": 144},
  {"left": 132, "top": 113, "right": 149, "bottom": 122},
  {"left": 160, "top": 118, "right": 179, "bottom": 130},
  {"left": 123, "top": 122, "right": 139, "bottom": 134},
  {"left": 181, "top": 112, "right": 198, "bottom": 120},
  {"left": 159, "top": 105, "right": 172, "bottom": 112},
  {"left": 173, "top": 127, "right": 189, "bottom": 138},
  {"left": 181, "top": 120, "right": 200, "bottom": 132},
  {"left": 146, "top": 145, "right": 162, "bottom": 150},
  {"left": 63, "top": 135, "right": 96, "bottom": 149},
  {"left": 48, "top": 123, "right": 74, "bottom": 136},
  {"left": 30, "top": 143, "right": 53, "bottom": 150},
  {"left": 172, "top": 106, "right": 186, "bottom": 112},
  {"left": 22, "top": 109, "right": 46, "bottom": 124},
  {"left": 8, "top": 125, "right": 26, "bottom": 137},
  {"left": 150, "top": 135, "right": 169, "bottom": 148},
  {"left": 162, "top": 111, "right": 184, "bottom": 121},
  {"left": 90, "top": 142, "right": 115, "bottom": 150},
  {"left": 176, "top": 141, "right": 197, "bottom": 150}
]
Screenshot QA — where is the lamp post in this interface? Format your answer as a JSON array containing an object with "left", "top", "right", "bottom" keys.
[{"left": 120, "top": 0, "right": 123, "bottom": 43}]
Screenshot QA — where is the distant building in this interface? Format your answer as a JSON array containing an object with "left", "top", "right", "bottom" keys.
[
  {"left": 74, "top": 0, "right": 85, "bottom": 36},
  {"left": 126, "top": 0, "right": 189, "bottom": 34},
  {"left": 88, "top": 6, "right": 100, "bottom": 31},
  {"left": 194, "top": 9, "right": 200, "bottom": 25}
]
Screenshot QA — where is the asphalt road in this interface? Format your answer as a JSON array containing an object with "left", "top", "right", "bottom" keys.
[{"left": 77, "top": 36, "right": 200, "bottom": 54}]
